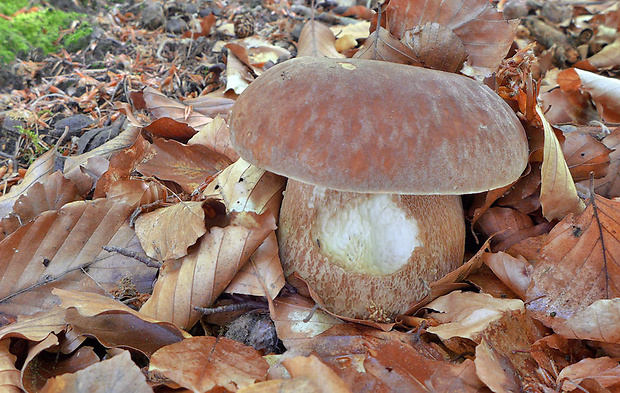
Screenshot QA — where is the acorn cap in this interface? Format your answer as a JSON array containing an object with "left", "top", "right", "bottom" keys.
[{"left": 229, "top": 57, "right": 528, "bottom": 195}]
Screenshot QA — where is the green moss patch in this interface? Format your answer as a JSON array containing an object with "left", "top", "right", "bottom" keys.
[
  {"left": 0, "top": 8, "right": 91, "bottom": 63},
  {"left": 0, "top": 0, "right": 29, "bottom": 16}
]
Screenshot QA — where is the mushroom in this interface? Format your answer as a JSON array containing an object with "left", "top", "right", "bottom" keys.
[{"left": 229, "top": 57, "right": 528, "bottom": 321}]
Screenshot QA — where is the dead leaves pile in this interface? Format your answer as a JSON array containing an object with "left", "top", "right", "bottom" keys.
[{"left": 1, "top": 0, "right": 620, "bottom": 392}]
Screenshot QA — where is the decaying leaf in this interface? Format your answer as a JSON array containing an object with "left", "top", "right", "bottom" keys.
[
  {"left": 563, "top": 131, "right": 611, "bottom": 181},
  {"left": 526, "top": 195, "right": 620, "bottom": 327},
  {"left": 282, "top": 355, "right": 351, "bottom": 393},
  {"left": 142, "top": 86, "right": 213, "bottom": 132},
  {"left": 483, "top": 252, "right": 533, "bottom": 299},
  {"left": 149, "top": 336, "right": 269, "bottom": 392},
  {"left": 557, "top": 357, "right": 620, "bottom": 392},
  {"left": 0, "top": 339, "right": 21, "bottom": 393},
  {"left": 188, "top": 115, "right": 239, "bottom": 161}
]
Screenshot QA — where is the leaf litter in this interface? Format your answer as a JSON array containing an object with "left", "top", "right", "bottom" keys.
[{"left": 0, "top": 0, "right": 620, "bottom": 391}]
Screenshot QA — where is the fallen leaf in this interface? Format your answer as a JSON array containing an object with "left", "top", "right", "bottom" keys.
[
  {"left": 557, "top": 357, "right": 620, "bottom": 392},
  {"left": 573, "top": 68, "right": 620, "bottom": 122},
  {"left": 142, "top": 87, "right": 212, "bottom": 132},
  {"left": 188, "top": 115, "right": 239, "bottom": 161},
  {"left": 149, "top": 336, "right": 269, "bottom": 392},
  {"left": 353, "top": 26, "right": 420, "bottom": 65},
  {"left": 563, "top": 131, "right": 611, "bottom": 181},
  {"left": 140, "top": 212, "right": 276, "bottom": 329},
  {"left": 135, "top": 201, "right": 207, "bottom": 261},
  {"left": 526, "top": 195, "right": 620, "bottom": 327},
  {"left": 537, "top": 105, "right": 586, "bottom": 220},
  {"left": 0, "top": 339, "right": 21, "bottom": 393},
  {"left": 40, "top": 351, "right": 152, "bottom": 393},
  {"left": 282, "top": 355, "right": 351, "bottom": 393},
  {"left": 298, "top": 20, "right": 345, "bottom": 58},
  {"left": 483, "top": 252, "right": 533, "bottom": 299},
  {"left": 475, "top": 339, "right": 522, "bottom": 392}
]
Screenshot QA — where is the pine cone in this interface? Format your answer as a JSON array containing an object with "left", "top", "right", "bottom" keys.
[{"left": 233, "top": 13, "right": 255, "bottom": 38}]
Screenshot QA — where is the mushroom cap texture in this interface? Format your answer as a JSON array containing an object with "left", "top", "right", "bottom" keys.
[
  {"left": 278, "top": 180, "right": 465, "bottom": 320},
  {"left": 229, "top": 57, "right": 529, "bottom": 195}
]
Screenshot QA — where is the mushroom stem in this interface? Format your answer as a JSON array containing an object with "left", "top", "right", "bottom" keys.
[{"left": 278, "top": 179, "right": 466, "bottom": 321}]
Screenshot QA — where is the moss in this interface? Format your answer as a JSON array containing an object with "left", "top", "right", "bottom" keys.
[
  {"left": 0, "top": 8, "right": 91, "bottom": 63},
  {"left": 0, "top": 0, "right": 29, "bottom": 16}
]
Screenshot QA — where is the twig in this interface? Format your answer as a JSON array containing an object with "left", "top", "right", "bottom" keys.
[
  {"left": 103, "top": 246, "right": 162, "bottom": 268},
  {"left": 194, "top": 301, "right": 268, "bottom": 315},
  {"left": 0, "top": 261, "right": 97, "bottom": 304}
]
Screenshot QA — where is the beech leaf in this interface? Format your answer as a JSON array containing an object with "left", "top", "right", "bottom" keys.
[{"left": 298, "top": 20, "right": 346, "bottom": 58}]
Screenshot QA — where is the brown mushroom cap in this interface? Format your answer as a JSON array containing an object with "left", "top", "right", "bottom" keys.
[{"left": 229, "top": 57, "right": 528, "bottom": 195}]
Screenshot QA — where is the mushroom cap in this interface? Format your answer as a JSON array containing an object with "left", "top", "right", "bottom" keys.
[{"left": 229, "top": 57, "right": 528, "bottom": 195}]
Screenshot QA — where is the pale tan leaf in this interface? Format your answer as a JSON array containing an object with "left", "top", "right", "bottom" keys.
[
  {"left": 585, "top": 38, "right": 620, "bottom": 70},
  {"left": 21, "top": 333, "right": 60, "bottom": 391},
  {"left": 135, "top": 201, "right": 206, "bottom": 261},
  {"left": 426, "top": 291, "right": 524, "bottom": 342},
  {"left": 537, "top": 105, "right": 586, "bottom": 220},
  {"left": 0, "top": 307, "right": 67, "bottom": 342},
  {"left": 483, "top": 252, "right": 532, "bottom": 299},
  {"left": 0, "top": 189, "right": 157, "bottom": 318},
  {"left": 474, "top": 339, "right": 522, "bottom": 393},
  {"left": 183, "top": 96, "right": 235, "bottom": 120},
  {"left": 188, "top": 115, "right": 239, "bottom": 161},
  {"left": 526, "top": 195, "right": 620, "bottom": 328},
  {"left": 237, "top": 378, "right": 319, "bottom": 393},
  {"left": 554, "top": 299, "right": 620, "bottom": 344},
  {"left": 149, "top": 336, "right": 268, "bottom": 392},
  {"left": 142, "top": 86, "right": 212, "bottom": 132},
  {"left": 271, "top": 293, "right": 342, "bottom": 350},
  {"left": 202, "top": 158, "right": 285, "bottom": 216},
  {"left": 225, "top": 46, "right": 256, "bottom": 94},
  {"left": 0, "top": 171, "right": 82, "bottom": 242},
  {"left": 298, "top": 20, "right": 346, "bottom": 58},
  {"left": 0, "top": 149, "right": 55, "bottom": 220},
  {"left": 0, "top": 339, "right": 21, "bottom": 393},
  {"left": 282, "top": 355, "right": 351, "bottom": 393},
  {"left": 224, "top": 232, "right": 285, "bottom": 299},
  {"left": 238, "top": 36, "right": 292, "bottom": 64},
  {"left": 40, "top": 351, "right": 152, "bottom": 393},
  {"left": 140, "top": 212, "right": 276, "bottom": 329},
  {"left": 574, "top": 68, "right": 620, "bottom": 123},
  {"left": 558, "top": 357, "right": 620, "bottom": 392},
  {"left": 330, "top": 21, "right": 371, "bottom": 41}
]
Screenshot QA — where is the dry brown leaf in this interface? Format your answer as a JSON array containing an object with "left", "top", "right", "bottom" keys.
[
  {"left": 202, "top": 158, "right": 285, "bottom": 216},
  {"left": 282, "top": 355, "right": 351, "bottom": 393},
  {"left": 22, "top": 343, "right": 100, "bottom": 392},
  {"left": 330, "top": 21, "right": 371, "bottom": 41},
  {"left": 237, "top": 37, "right": 291, "bottom": 65},
  {"left": 589, "top": 127, "right": 620, "bottom": 198},
  {"left": 224, "top": 232, "right": 285, "bottom": 300},
  {"left": 531, "top": 334, "right": 595, "bottom": 382},
  {"left": 149, "top": 336, "right": 269, "bottom": 392},
  {"left": 526, "top": 195, "right": 620, "bottom": 328},
  {"left": 0, "top": 339, "right": 21, "bottom": 393},
  {"left": 582, "top": 37, "right": 620, "bottom": 70},
  {"left": 142, "top": 87, "right": 212, "bottom": 132},
  {"left": 0, "top": 149, "right": 55, "bottom": 220},
  {"left": 353, "top": 26, "right": 420, "bottom": 65},
  {"left": 135, "top": 136, "right": 232, "bottom": 193},
  {"left": 0, "top": 189, "right": 157, "bottom": 318},
  {"left": 563, "top": 131, "right": 612, "bottom": 182},
  {"left": 557, "top": 357, "right": 620, "bottom": 392},
  {"left": 53, "top": 288, "right": 186, "bottom": 357},
  {"left": 483, "top": 252, "right": 532, "bottom": 299},
  {"left": 135, "top": 201, "right": 207, "bottom": 261},
  {"left": 40, "top": 351, "right": 152, "bottom": 393},
  {"left": 0, "top": 171, "right": 82, "bottom": 242},
  {"left": 142, "top": 117, "right": 197, "bottom": 140},
  {"left": 474, "top": 339, "right": 522, "bottom": 392},
  {"left": 537, "top": 105, "right": 586, "bottom": 220},
  {"left": 188, "top": 115, "right": 239, "bottom": 161},
  {"left": 554, "top": 298, "right": 620, "bottom": 344},
  {"left": 140, "top": 212, "right": 276, "bottom": 330},
  {"left": 298, "top": 20, "right": 346, "bottom": 58},
  {"left": 380, "top": 0, "right": 517, "bottom": 73}
]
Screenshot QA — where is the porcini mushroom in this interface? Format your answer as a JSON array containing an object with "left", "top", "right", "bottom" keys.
[{"left": 229, "top": 57, "right": 528, "bottom": 321}]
